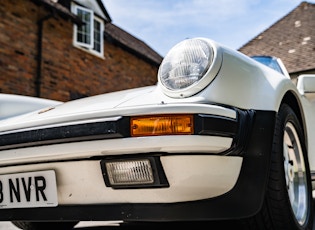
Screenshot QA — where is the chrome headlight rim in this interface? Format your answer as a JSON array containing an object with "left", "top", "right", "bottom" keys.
[{"left": 158, "top": 37, "right": 223, "bottom": 98}]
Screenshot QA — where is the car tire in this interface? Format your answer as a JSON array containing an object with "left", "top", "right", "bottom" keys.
[
  {"left": 244, "top": 103, "right": 313, "bottom": 229},
  {"left": 12, "top": 221, "right": 78, "bottom": 230}
]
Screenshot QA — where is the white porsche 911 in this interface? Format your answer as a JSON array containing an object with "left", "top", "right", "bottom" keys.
[{"left": 0, "top": 38, "right": 315, "bottom": 230}]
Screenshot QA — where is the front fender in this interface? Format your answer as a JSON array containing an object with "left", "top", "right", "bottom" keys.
[{"left": 199, "top": 48, "right": 298, "bottom": 112}]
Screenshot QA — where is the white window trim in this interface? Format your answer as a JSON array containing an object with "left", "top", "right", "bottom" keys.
[{"left": 72, "top": 3, "right": 104, "bottom": 58}]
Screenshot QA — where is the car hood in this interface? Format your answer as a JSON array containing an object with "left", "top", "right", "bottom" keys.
[{"left": 0, "top": 86, "right": 163, "bottom": 131}]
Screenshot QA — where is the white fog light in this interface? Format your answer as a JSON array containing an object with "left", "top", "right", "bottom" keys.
[{"left": 105, "top": 159, "right": 154, "bottom": 186}]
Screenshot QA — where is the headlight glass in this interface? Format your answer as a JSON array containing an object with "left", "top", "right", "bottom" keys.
[{"left": 158, "top": 39, "right": 213, "bottom": 91}]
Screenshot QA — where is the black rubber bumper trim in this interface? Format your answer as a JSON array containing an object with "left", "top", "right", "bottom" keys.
[
  {"left": 0, "top": 110, "right": 240, "bottom": 151},
  {"left": 0, "top": 110, "right": 276, "bottom": 222},
  {"left": 0, "top": 117, "right": 130, "bottom": 150}
]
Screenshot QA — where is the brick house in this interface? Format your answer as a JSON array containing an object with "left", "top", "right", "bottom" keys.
[
  {"left": 239, "top": 1, "right": 315, "bottom": 83},
  {"left": 0, "top": 0, "right": 163, "bottom": 101}
]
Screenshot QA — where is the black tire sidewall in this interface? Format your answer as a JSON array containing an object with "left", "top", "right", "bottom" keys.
[{"left": 267, "top": 103, "right": 313, "bottom": 230}]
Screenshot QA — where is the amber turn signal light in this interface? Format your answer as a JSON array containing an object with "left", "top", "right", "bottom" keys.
[{"left": 130, "top": 114, "right": 193, "bottom": 137}]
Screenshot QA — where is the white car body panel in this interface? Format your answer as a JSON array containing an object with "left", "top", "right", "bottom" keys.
[
  {"left": 0, "top": 99, "right": 237, "bottom": 132},
  {"left": 0, "top": 93, "right": 61, "bottom": 120},
  {"left": 0, "top": 155, "right": 242, "bottom": 203},
  {"left": 299, "top": 95, "right": 315, "bottom": 170},
  {"left": 0, "top": 135, "right": 233, "bottom": 165},
  {"left": 199, "top": 48, "right": 296, "bottom": 111}
]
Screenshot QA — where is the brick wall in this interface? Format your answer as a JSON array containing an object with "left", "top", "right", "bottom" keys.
[
  {"left": 0, "top": 0, "right": 159, "bottom": 102},
  {"left": 0, "top": 0, "right": 38, "bottom": 96}
]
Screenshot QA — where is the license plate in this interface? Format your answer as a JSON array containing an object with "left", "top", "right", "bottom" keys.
[{"left": 0, "top": 170, "right": 58, "bottom": 209}]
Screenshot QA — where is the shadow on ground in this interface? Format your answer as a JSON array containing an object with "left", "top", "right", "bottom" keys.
[{"left": 75, "top": 220, "right": 242, "bottom": 230}]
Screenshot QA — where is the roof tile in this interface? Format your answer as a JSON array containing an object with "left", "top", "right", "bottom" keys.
[
  {"left": 105, "top": 23, "right": 163, "bottom": 66},
  {"left": 239, "top": 1, "right": 315, "bottom": 74}
]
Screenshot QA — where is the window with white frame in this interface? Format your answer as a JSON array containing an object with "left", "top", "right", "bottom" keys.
[{"left": 72, "top": 4, "right": 104, "bottom": 57}]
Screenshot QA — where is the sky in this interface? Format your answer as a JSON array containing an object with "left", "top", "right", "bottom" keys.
[{"left": 103, "top": 0, "right": 315, "bottom": 57}]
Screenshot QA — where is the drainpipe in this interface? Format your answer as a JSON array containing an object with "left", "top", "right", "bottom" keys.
[{"left": 36, "top": 14, "right": 53, "bottom": 98}]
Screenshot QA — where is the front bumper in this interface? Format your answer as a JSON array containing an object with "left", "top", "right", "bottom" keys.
[
  {"left": 0, "top": 109, "right": 276, "bottom": 221},
  {"left": 0, "top": 156, "right": 242, "bottom": 205}
]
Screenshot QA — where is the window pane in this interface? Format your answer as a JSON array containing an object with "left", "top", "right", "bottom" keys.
[
  {"left": 93, "top": 20, "right": 101, "bottom": 52},
  {"left": 76, "top": 8, "right": 92, "bottom": 46}
]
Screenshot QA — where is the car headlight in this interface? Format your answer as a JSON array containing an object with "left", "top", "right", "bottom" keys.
[{"left": 158, "top": 38, "right": 222, "bottom": 98}]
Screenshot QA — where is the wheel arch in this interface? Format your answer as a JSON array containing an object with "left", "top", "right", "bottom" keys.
[{"left": 281, "top": 91, "right": 308, "bottom": 149}]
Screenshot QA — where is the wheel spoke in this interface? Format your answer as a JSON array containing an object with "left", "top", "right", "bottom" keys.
[{"left": 283, "top": 122, "right": 308, "bottom": 225}]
